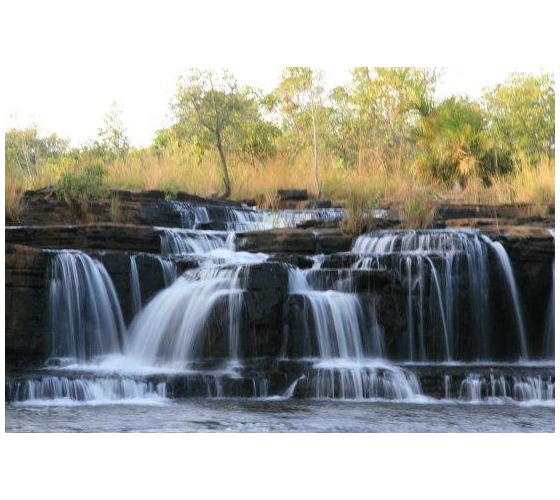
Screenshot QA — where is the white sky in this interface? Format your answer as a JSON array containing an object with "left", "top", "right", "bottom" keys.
[{"left": 1, "top": 1, "right": 556, "bottom": 149}]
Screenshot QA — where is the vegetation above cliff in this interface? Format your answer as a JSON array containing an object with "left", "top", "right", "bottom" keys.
[{"left": 5, "top": 68, "right": 555, "bottom": 222}]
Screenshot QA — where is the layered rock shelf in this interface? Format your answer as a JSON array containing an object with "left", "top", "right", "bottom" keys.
[{"left": 4, "top": 190, "right": 555, "bottom": 403}]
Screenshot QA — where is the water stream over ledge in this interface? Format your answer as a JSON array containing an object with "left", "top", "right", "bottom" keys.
[{"left": 4, "top": 204, "right": 555, "bottom": 431}]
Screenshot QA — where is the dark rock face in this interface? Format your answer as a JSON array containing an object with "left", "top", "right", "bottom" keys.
[
  {"left": 11, "top": 188, "right": 248, "bottom": 227},
  {"left": 6, "top": 224, "right": 162, "bottom": 253},
  {"left": 94, "top": 252, "right": 171, "bottom": 325},
  {"left": 4, "top": 189, "right": 555, "bottom": 373},
  {"left": 490, "top": 231, "right": 555, "bottom": 359},
  {"left": 5, "top": 245, "right": 49, "bottom": 369},
  {"left": 238, "top": 264, "right": 289, "bottom": 358},
  {"left": 234, "top": 228, "right": 352, "bottom": 254}
]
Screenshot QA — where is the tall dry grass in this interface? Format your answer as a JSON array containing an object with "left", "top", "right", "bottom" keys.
[
  {"left": 5, "top": 149, "right": 554, "bottom": 222},
  {"left": 459, "top": 158, "right": 555, "bottom": 210},
  {"left": 5, "top": 175, "right": 25, "bottom": 223}
]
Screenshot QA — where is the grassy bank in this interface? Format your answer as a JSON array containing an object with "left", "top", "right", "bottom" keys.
[{"left": 6, "top": 149, "right": 554, "bottom": 228}]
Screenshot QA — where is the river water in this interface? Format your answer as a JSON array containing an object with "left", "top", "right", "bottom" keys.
[{"left": 5, "top": 398, "right": 554, "bottom": 433}]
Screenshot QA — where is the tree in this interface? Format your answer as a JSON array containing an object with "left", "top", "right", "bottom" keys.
[
  {"left": 173, "top": 68, "right": 254, "bottom": 198},
  {"left": 5, "top": 126, "right": 68, "bottom": 177},
  {"left": 413, "top": 97, "right": 494, "bottom": 187},
  {"left": 483, "top": 72, "right": 555, "bottom": 165},
  {"left": 94, "top": 102, "right": 130, "bottom": 160},
  {"left": 346, "top": 67, "right": 440, "bottom": 172},
  {"left": 271, "top": 67, "right": 327, "bottom": 197}
]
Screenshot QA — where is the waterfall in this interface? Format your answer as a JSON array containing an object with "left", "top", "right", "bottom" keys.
[
  {"left": 7, "top": 376, "right": 167, "bottom": 403},
  {"left": 481, "top": 237, "right": 529, "bottom": 360},
  {"left": 130, "top": 256, "right": 142, "bottom": 316},
  {"left": 458, "top": 374, "right": 554, "bottom": 402},
  {"left": 167, "top": 201, "right": 210, "bottom": 228},
  {"left": 287, "top": 267, "right": 420, "bottom": 399},
  {"left": 126, "top": 265, "right": 244, "bottom": 368},
  {"left": 166, "top": 199, "right": 347, "bottom": 232},
  {"left": 352, "top": 230, "right": 531, "bottom": 361},
  {"left": 48, "top": 251, "right": 126, "bottom": 362},
  {"left": 159, "top": 228, "right": 232, "bottom": 255},
  {"left": 158, "top": 257, "right": 177, "bottom": 287}
]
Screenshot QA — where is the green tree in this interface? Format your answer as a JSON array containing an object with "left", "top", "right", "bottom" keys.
[
  {"left": 94, "top": 102, "right": 130, "bottom": 161},
  {"left": 413, "top": 97, "right": 493, "bottom": 186},
  {"left": 483, "top": 72, "right": 555, "bottom": 165},
  {"left": 347, "top": 67, "right": 440, "bottom": 172},
  {"left": 237, "top": 119, "right": 280, "bottom": 168},
  {"left": 5, "top": 126, "right": 69, "bottom": 177},
  {"left": 270, "top": 67, "right": 328, "bottom": 196},
  {"left": 173, "top": 68, "right": 259, "bottom": 198}
]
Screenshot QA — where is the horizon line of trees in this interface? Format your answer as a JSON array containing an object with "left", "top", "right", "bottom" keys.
[{"left": 5, "top": 67, "right": 555, "bottom": 198}]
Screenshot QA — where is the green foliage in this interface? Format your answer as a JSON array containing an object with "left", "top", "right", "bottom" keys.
[
  {"left": 172, "top": 68, "right": 273, "bottom": 196},
  {"left": 338, "top": 67, "right": 440, "bottom": 171},
  {"left": 93, "top": 102, "right": 130, "bottom": 161},
  {"left": 483, "top": 72, "right": 555, "bottom": 165},
  {"left": 5, "top": 126, "right": 69, "bottom": 176},
  {"left": 413, "top": 97, "right": 495, "bottom": 186},
  {"left": 238, "top": 120, "right": 280, "bottom": 167},
  {"left": 270, "top": 67, "right": 328, "bottom": 160},
  {"left": 55, "top": 162, "right": 109, "bottom": 201},
  {"left": 6, "top": 68, "right": 555, "bottom": 209}
]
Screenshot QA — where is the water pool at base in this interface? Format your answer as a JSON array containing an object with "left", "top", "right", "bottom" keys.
[{"left": 5, "top": 399, "right": 554, "bottom": 433}]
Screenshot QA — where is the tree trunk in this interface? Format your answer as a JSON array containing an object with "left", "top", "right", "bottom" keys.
[
  {"left": 216, "top": 132, "right": 231, "bottom": 198},
  {"left": 312, "top": 112, "right": 320, "bottom": 199}
]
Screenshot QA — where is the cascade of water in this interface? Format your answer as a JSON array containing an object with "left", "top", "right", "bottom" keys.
[
  {"left": 288, "top": 267, "right": 370, "bottom": 358},
  {"left": 544, "top": 229, "right": 555, "bottom": 358},
  {"left": 310, "top": 360, "right": 422, "bottom": 400},
  {"left": 130, "top": 256, "right": 142, "bottom": 316},
  {"left": 48, "top": 252, "right": 126, "bottom": 362},
  {"left": 166, "top": 199, "right": 348, "bottom": 232},
  {"left": 481, "top": 237, "right": 529, "bottom": 360},
  {"left": 512, "top": 376, "right": 555, "bottom": 401},
  {"left": 458, "top": 374, "right": 554, "bottom": 402},
  {"left": 167, "top": 201, "right": 210, "bottom": 228},
  {"left": 286, "top": 267, "right": 421, "bottom": 399},
  {"left": 6, "top": 376, "right": 167, "bottom": 403},
  {"left": 158, "top": 257, "right": 177, "bottom": 287},
  {"left": 159, "top": 228, "right": 232, "bottom": 255},
  {"left": 444, "top": 375, "right": 451, "bottom": 399},
  {"left": 352, "top": 230, "right": 516, "bottom": 361},
  {"left": 126, "top": 265, "right": 244, "bottom": 368},
  {"left": 459, "top": 374, "right": 484, "bottom": 401}
]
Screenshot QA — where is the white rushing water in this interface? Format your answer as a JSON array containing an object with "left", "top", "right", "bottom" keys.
[
  {"left": 287, "top": 266, "right": 420, "bottom": 399},
  {"left": 7, "top": 376, "right": 168, "bottom": 404},
  {"left": 159, "top": 228, "right": 233, "bottom": 255},
  {"left": 351, "top": 230, "right": 531, "bottom": 362},
  {"left": 48, "top": 252, "right": 126, "bottom": 361},
  {"left": 31, "top": 225, "right": 552, "bottom": 407},
  {"left": 126, "top": 265, "right": 244, "bottom": 368},
  {"left": 457, "top": 374, "right": 554, "bottom": 403},
  {"left": 481, "top": 236, "right": 529, "bottom": 359}
]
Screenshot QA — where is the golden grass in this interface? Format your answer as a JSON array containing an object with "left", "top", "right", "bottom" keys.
[
  {"left": 5, "top": 175, "right": 25, "bottom": 223},
  {"left": 457, "top": 158, "right": 555, "bottom": 211},
  {"left": 5, "top": 151, "right": 554, "bottom": 221}
]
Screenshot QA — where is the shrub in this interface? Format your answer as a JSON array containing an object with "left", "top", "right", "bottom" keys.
[
  {"left": 340, "top": 192, "right": 381, "bottom": 236},
  {"left": 55, "top": 162, "right": 109, "bottom": 201},
  {"left": 397, "top": 187, "right": 436, "bottom": 229}
]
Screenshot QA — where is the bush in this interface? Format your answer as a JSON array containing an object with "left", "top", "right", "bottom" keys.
[
  {"left": 340, "top": 192, "right": 381, "bottom": 236},
  {"left": 55, "top": 162, "right": 109, "bottom": 201},
  {"left": 397, "top": 188, "right": 436, "bottom": 229}
]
